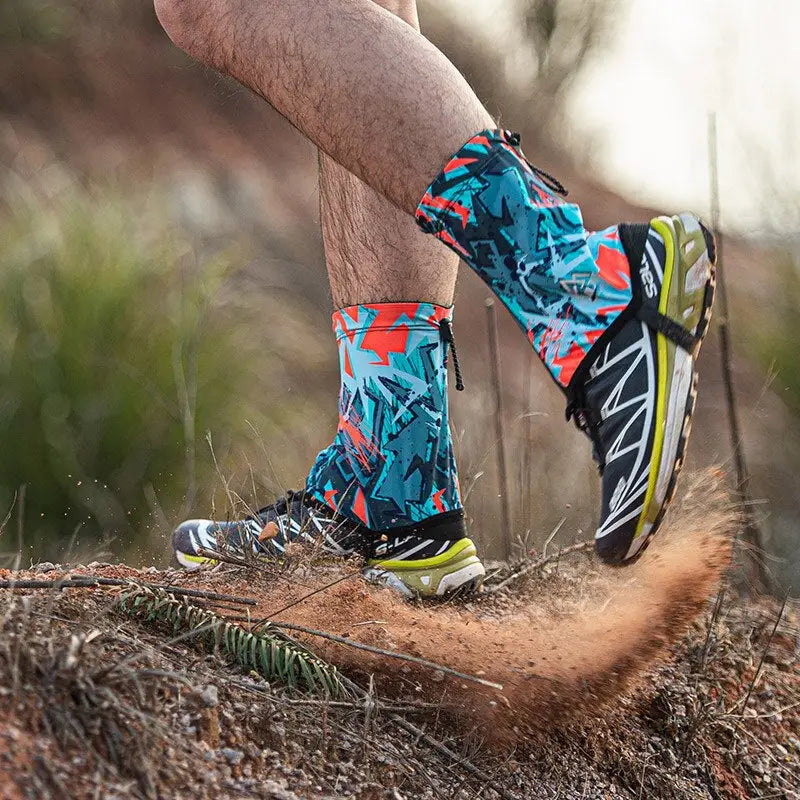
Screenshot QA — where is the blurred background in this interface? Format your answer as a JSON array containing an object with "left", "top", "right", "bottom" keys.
[{"left": 1, "top": 0, "right": 797, "bottom": 593}]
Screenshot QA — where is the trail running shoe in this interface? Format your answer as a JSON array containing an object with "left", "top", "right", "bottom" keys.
[
  {"left": 565, "top": 213, "right": 716, "bottom": 563},
  {"left": 172, "top": 492, "right": 485, "bottom": 597}
]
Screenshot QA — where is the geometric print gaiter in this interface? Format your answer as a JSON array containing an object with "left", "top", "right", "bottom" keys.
[
  {"left": 305, "top": 302, "right": 461, "bottom": 530},
  {"left": 416, "top": 128, "right": 632, "bottom": 388}
]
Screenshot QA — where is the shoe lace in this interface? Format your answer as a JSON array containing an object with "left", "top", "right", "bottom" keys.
[
  {"left": 255, "top": 489, "right": 369, "bottom": 555},
  {"left": 565, "top": 387, "right": 607, "bottom": 474},
  {"left": 439, "top": 318, "right": 465, "bottom": 391},
  {"left": 255, "top": 488, "right": 308, "bottom": 520},
  {"left": 505, "top": 131, "right": 569, "bottom": 197}
]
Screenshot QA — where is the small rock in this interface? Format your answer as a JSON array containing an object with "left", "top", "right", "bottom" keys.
[
  {"left": 244, "top": 743, "right": 260, "bottom": 760},
  {"left": 264, "top": 780, "right": 300, "bottom": 800},
  {"left": 267, "top": 721, "right": 287, "bottom": 746},
  {"left": 198, "top": 685, "right": 219, "bottom": 708},
  {"left": 220, "top": 748, "right": 244, "bottom": 766},
  {"left": 221, "top": 710, "right": 236, "bottom": 727}
]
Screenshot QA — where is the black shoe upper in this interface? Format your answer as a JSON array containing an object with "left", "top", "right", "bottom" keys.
[
  {"left": 565, "top": 224, "right": 664, "bottom": 563},
  {"left": 172, "top": 490, "right": 468, "bottom": 563}
]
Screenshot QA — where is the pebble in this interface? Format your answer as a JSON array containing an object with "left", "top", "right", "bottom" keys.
[
  {"left": 198, "top": 684, "right": 219, "bottom": 708},
  {"left": 220, "top": 748, "right": 244, "bottom": 766},
  {"left": 264, "top": 779, "right": 300, "bottom": 800}
]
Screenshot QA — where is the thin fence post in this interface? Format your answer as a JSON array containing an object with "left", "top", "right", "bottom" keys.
[
  {"left": 522, "top": 352, "right": 535, "bottom": 534},
  {"left": 707, "top": 112, "right": 770, "bottom": 593},
  {"left": 485, "top": 298, "right": 513, "bottom": 560}
]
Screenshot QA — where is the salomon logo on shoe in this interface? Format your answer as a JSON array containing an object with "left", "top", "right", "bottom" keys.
[{"left": 640, "top": 260, "right": 658, "bottom": 299}]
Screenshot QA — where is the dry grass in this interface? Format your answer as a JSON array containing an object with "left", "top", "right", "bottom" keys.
[{"left": 4, "top": 472, "right": 795, "bottom": 799}]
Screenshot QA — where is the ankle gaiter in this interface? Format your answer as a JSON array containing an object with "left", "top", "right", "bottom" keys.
[
  {"left": 306, "top": 302, "right": 462, "bottom": 530},
  {"left": 416, "top": 129, "right": 633, "bottom": 388}
]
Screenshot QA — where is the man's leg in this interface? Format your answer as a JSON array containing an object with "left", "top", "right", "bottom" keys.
[
  {"left": 305, "top": 1, "right": 483, "bottom": 595},
  {"left": 317, "top": 0, "right": 453, "bottom": 308},
  {"left": 162, "top": 0, "right": 716, "bottom": 566},
  {"left": 154, "top": 0, "right": 491, "bottom": 214},
  {"left": 317, "top": 1, "right": 456, "bottom": 308},
  {"left": 319, "top": 150, "right": 455, "bottom": 306}
]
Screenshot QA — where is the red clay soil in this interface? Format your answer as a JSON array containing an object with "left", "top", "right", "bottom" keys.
[
  {"left": 7, "top": 482, "right": 734, "bottom": 752},
  {"left": 150, "top": 484, "right": 735, "bottom": 749},
  {"left": 3, "top": 482, "right": 736, "bottom": 746},
  {"left": 0, "top": 723, "right": 32, "bottom": 800}
]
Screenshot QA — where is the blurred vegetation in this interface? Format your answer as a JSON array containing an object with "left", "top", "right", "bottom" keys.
[
  {"left": 420, "top": 0, "right": 614, "bottom": 138},
  {"left": 0, "top": 0, "right": 159, "bottom": 43},
  {"left": 749, "top": 250, "right": 800, "bottom": 415},
  {"left": 0, "top": 0, "right": 75, "bottom": 42},
  {"left": 0, "top": 185, "right": 276, "bottom": 560}
]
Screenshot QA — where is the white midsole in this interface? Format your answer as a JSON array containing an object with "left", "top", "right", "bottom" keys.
[
  {"left": 435, "top": 562, "right": 487, "bottom": 595},
  {"left": 175, "top": 550, "right": 209, "bottom": 571},
  {"left": 655, "top": 347, "right": 694, "bottom": 507},
  {"left": 623, "top": 350, "right": 694, "bottom": 561}
]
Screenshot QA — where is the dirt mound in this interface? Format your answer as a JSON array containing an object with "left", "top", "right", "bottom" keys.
[
  {"left": 3, "top": 478, "right": 798, "bottom": 799},
  {"left": 201, "top": 478, "right": 734, "bottom": 746}
]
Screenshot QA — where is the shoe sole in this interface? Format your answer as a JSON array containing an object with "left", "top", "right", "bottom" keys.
[
  {"left": 177, "top": 539, "right": 486, "bottom": 599},
  {"left": 175, "top": 550, "right": 216, "bottom": 570},
  {"left": 365, "top": 538, "right": 486, "bottom": 598},
  {"left": 626, "top": 213, "right": 716, "bottom": 560}
]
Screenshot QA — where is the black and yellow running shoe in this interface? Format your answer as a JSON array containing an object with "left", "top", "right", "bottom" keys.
[
  {"left": 566, "top": 213, "right": 716, "bottom": 563},
  {"left": 362, "top": 518, "right": 485, "bottom": 597},
  {"left": 172, "top": 493, "right": 485, "bottom": 597}
]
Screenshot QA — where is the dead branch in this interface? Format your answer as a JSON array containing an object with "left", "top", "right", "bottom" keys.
[
  {"left": 0, "top": 576, "right": 258, "bottom": 606},
  {"left": 267, "top": 620, "right": 503, "bottom": 690},
  {"left": 484, "top": 540, "right": 593, "bottom": 594}
]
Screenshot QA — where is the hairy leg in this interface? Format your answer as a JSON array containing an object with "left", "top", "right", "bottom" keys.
[
  {"left": 320, "top": 0, "right": 458, "bottom": 307},
  {"left": 154, "top": 0, "right": 493, "bottom": 215}
]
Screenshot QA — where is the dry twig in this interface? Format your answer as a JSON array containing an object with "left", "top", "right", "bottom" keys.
[
  {"left": 267, "top": 620, "right": 503, "bottom": 690},
  {"left": 485, "top": 540, "right": 593, "bottom": 594},
  {"left": 0, "top": 576, "right": 258, "bottom": 606},
  {"left": 738, "top": 594, "right": 788, "bottom": 715}
]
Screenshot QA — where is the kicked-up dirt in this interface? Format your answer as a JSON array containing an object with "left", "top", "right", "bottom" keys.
[{"left": 0, "top": 475, "right": 797, "bottom": 799}]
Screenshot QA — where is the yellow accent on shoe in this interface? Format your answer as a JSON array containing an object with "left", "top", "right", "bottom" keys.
[
  {"left": 636, "top": 216, "right": 675, "bottom": 540},
  {"left": 636, "top": 214, "right": 712, "bottom": 543},
  {"left": 175, "top": 551, "right": 216, "bottom": 570},
  {"left": 366, "top": 538, "right": 485, "bottom": 597},
  {"left": 368, "top": 536, "right": 475, "bottom": 571}
]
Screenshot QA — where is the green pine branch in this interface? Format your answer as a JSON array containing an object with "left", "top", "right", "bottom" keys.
[{"left": 118, "top": 583, "right": 346, "bottom": 697}]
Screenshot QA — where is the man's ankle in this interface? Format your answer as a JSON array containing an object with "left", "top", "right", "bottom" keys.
[{"left": 306, "top": 301, "right": 463, "bottom": 529}]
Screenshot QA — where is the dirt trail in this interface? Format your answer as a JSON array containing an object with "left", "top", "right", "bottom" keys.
[
  {"left": 7, "top": 481, "right": 793, "bottom": 800},
  {"left": 207, "top": 484, "right": 735, "bottom": 746}
]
